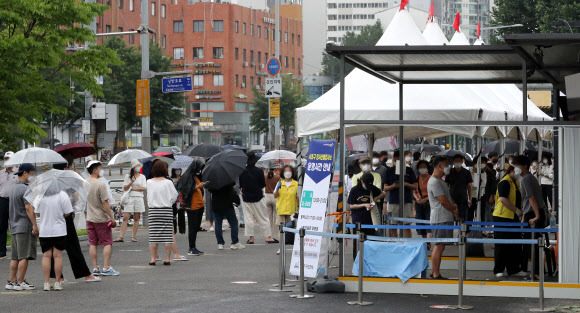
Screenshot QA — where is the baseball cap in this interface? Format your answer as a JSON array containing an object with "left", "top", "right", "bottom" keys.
[
  {"left": 86, "top": 160, "right": 102, "bottom": 169},
  {"left": 15, "top": 163, "right": 35, "bottom": 175},
  {"left": 358, "top": 156, "right": 371, "bottom": 164},
  {"left": 361, "top": 172, "right": 374, "bottom": 186},
  {"left": 4, "top": 151, "right": 14, "bottom": 159}
]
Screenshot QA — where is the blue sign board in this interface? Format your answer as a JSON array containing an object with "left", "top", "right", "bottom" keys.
[
  {"left": 162, "top": 76, "right": 193, "bottom": 93},
  {"left": 266, "top": 57, "right": 281, "bottom": 77}
]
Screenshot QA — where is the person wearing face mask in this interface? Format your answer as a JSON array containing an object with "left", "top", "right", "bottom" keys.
[
  {"left": 384, "top": 150, "right": 418, "bottom": 238},
  {"left": 115, "top": 160, "right": 146, "bottom": 243},
  {"left": 352, "top": 156, "right": 382, "bottom": 190},
  {"left": 404, "top": 151, "right": 413, "bottom": 167},
  {"left": 411, "top": 152, "right": 421, "bottom": 177},
  {"left": 347, "top": 173, "right": 386, "bottom": 259},
  {"left": 379, "top": 151, "right": 389, "bottom": 168},
  {"left": 492, "top": 165, "right": 526, "bottom": 278},
  {"left": 513, "top": 155, "right": 548, "bottom": 280},
  {"left": 470, "top": 157, "right": 487, "bottom": 221},
  {"left": 273, "top": 166, "right": 298, "bottom": 243},
  {"left": 539, "top": 154, "right": 554, "bottom": 216},
  {"left": 428, "top": 157, "right": 459, "bottom": 279},
  {"left": 371, "top": 152, "right": 388, "bottom": 184},
  {"left": 413, "top": 160, "right": 432, "bottom": 240},
  {"left": 445, "top": 154, "right": 473, "bottom": 221}
]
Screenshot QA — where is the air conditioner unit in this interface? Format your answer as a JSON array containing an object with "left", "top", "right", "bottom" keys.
[
  {"left": 255, "top": 84, "right": 260, "bottom": 89},
  {"left": 260, "top": 64, "right": 265, "bottom": 69},
  {"left": 241, "top": 83, "right": 246, "bottom": 88},
  {"left": 251, "top": 62, "right": 255, "bottom": 66},
  {"left": 243, "top": 62, "right": 248, "bottom": 67}
]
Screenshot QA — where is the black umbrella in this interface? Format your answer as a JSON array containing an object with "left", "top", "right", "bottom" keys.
[
  {"left": 411, "top": 144, "right": 442, "bottom": 153},
  {"left": 482, "top": 139, "right": 536, "bottom": 156},
  {"left": 202, "top": 149, "right": 248, "bottom": 191},
  {"left": 436, "top": 150, "right": 473, "bottom": 163},
  {"left": 183, "top": 144, "right": 223, "bottom": 158},
  {"left": 221, "top": 144, "right": 247, "bottom": 152}
]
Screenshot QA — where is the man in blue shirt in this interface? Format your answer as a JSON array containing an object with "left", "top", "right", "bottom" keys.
[{"left": 384, "top": 150, "right": 417, "bottom": 238}]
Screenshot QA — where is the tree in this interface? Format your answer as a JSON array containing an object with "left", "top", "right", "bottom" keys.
[
  {"left": 0, "top": 0, "right": 121, "bottom": 150},
  {"left": 321, "top": 20, "right": 384, "bottom": 79},
  {"left": 101, "top": 37, "right": 184, "bottom": 143},
  {"left": 249, "top": 75, "right": 308, "bottom": 143}
]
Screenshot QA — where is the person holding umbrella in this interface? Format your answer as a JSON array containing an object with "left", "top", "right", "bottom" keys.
[
  {"left": 211, "top": 184, "right": 245, "bottom": 250},
  {"left": 0, "top": 151, "right": 17, "bottom": 258},
  {"left": 177, "top": 160, "right": 206, "bottom": 256},
  {"left": 115, "top": 160, "right": 146, "bottom": 243}
]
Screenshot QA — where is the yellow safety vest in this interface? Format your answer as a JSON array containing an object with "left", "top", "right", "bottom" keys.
[
  {"left": 276, "top": 179, "right": 298, "bottom": 216},
  {"left": 493, "top": 175, "right": 520, "bottom": 219}
]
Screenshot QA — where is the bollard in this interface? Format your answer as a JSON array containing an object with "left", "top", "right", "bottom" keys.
[
  {"left": 290, "top": 228, "right": 314, "bottom": 299},
  {"left": 108, "top": 166, "right": 112, "bottom": 176},
  {"left": 451, "top": 223, "right": 473, "bottom": 310},
  {"left": 347, "top": 231, "right": 372, "bottom": 306},
  {"left": 530, "top": 237, "right": 553, "bottom": 312},
  {"left": 270, "top": 223, "right": 294, "bottom": 291}
]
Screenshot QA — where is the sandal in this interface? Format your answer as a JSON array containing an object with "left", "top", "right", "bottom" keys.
[
  {"left": 131, "top": 238, "right": 138, "bottom": 242},
  {"left": 149, "top": 262, "right": 156, "bottom": 266},
  {"left": 246, "top": 239, "right": 254, "bottom": 244},
  {"left": 266, "top": 239, "right": 280, "bottom": 244},
  {"left": 113, "top": 238, "right": 124, "bottom": 243}
]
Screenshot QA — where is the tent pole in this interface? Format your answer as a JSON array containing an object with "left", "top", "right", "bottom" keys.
[
  {"left": 338, "top": 53, "right": 346, "bottom": 277},
  {"left": 519, "top": 129, "right": 525, "bottom": 155},
  {"left": 522, "top": 60, "right": 528, "bottom": 122},
  {"left": 398, "top": 83, "right": 405, "bottom": 238},
  {"left": 367, "top": 134, "right": 374, "bottom": 157},
  {"left": 537, "top": 132, "right": 543, "bottom": 179},
  {"left": 499, "top": 135, "right": 505, "bottom": 176},
  {"left": 551, "top": 88, "right": 559, "bottom": 221},
  {"left": 476, "top": 128, "right": 482, "bottom": 222}
]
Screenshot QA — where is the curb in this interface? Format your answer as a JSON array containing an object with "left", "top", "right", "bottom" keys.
[{"left": 5, "top": 235, "right": 88, "bottom": 252}]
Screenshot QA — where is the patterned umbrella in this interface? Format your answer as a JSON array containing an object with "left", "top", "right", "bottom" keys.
[{"left": 169, "top": 155, "right": 194, "bottom": 169}]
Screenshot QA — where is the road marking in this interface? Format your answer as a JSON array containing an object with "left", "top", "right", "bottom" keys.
[
  {"left": 231, "top": 281, "right": 257, "bottom": 284},
  {"left": 137, "top": 282, "right": 147, "bottom": 285},
  {"left": 129, "top": 266, "right": 154, "bottom": 269},
  {"left": 119, "top": 250, "right": 143, "bottom": 252},
  {"left": 1, "top": 291, "right": 33, "bottom": 295}
]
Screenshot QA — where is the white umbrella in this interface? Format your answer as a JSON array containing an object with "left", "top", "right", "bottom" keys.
[
  {"left": 4, "top": 147, "right": 67, "bottom": 166},
  {"left": 256, "top": 150, "right": 297, "bottom": 168},
  {"left": 24, "top": 169, "right": 90, "bottom": 209},
  {"left": 108, "top": 149, "right": 151, "bottom": 165}
]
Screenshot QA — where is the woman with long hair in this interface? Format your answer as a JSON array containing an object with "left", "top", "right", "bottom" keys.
[
  {"left": 264, "top": 167, "right": 280, "bottom": 239},
  {"left": 115, "top": 159, "right": 146, "bottom": 243},
  {"left": 177, "top": 160, "right": 206, "bottom": 256}
]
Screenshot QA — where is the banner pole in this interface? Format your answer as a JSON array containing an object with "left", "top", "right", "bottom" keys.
[{"left": 290, "top": 228, "right": 314, "bottom": 299}]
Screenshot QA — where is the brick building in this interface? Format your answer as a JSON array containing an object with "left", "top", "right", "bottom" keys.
[{"left": 98, "top": 0, "right": 303, "bottom": 150}]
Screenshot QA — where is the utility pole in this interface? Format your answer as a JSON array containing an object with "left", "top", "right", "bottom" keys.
[
  {"left": 274, "top": 0, "right": 281, "bottom": 150},
  {"left": 141, "top": 0, "right": 151, "bottom": 153},
  {"left": 85, "top": 0, "right": 97, "bottom": 145}
]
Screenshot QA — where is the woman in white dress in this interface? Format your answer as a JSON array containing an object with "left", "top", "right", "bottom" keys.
[{"left": 115, "top": 159, "right": 146, "bottom": 242}]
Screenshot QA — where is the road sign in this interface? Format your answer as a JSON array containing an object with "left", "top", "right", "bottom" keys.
[
  {"left": 266, "top": 57, "right": 281, "bottom": 77},
  {"left": 162, "top": 76, "right": 193, "bottom": 93},
  {"left": 136, "top": 79, "right": 150, "bottom": 117},
  {"left": 81, "top": 119, "right": 91, "bottom": 135},
  {"left": 265, "top": 76, "right": 282, "bottom": 98},
  {"left": 270, "top": 98, "right": 280, "bottom": 118}
]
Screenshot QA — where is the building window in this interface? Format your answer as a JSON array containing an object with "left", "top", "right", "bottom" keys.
[
  {"left": 129, "top": 34, "right": 134, "bottom": 44},
  {"left": 285, "top": 32, "right": 288, "bottom": 43},
  {"left": 213, "top": 75, "right": 224, "bottom": 86},
  {"left": 173, "top": 20, "right": 184, "bottom": 33},
  {"left": 193, "top": 75, "right": 204, "bottom": 87},
  {"left": 272, "top": 29, "right": 275, "bottom": 41},
  {"left": 151, "top": 2, "right": 155, "bottom": 16},
  {"left": 250, "top": 76, "right": 254, "bottom": 87},
  {"left": 105, "top": 25, "right": 111, "bottom": 33},
  {"left": 292, "top": 33, "right": 294, "bottom": 44},
  {"left": 193, "top": 47, "right": 204, "bottom": 59},
  {"left": 258, "top": 51, "right": 261, "bottom": 63},
  {"left": 235, "top": 75, "right": 238, "bottom": 87},
  {"left": 118, "top": 0, "right": 123, "bottom": 9},
  {"left": 250, "top": 25, "right": 253, "bottom": 36},
  {"left": 193, "top": 20, "right": 204, "bottom": 32},
  {"left": 242, "top": 75, "right": 246, "bottom": 88},
  {"left": 129, "top": 0, "right": 133, "bottom": 11},
  {"left": 173, "top": 47, "right": 184, "bottom": 60},
  {"left": 161, "top": 4, "right": 166, "bottom": 18},
  {"left": 118, "top": 27, "right": 123, "bottom": 32},
  {"left": 235, "top": 21, "right": 239, "bottom": 33},
  {"left": 250, "top": 50, "right": 254, "bottom": 63},
  {"left": 161, "top": 35, "right": 166, "bottom": 48},
  {"left": 265, "top": 52, "right": 268, "bottom": 60},
  {"left": 285, "top": 56, "right": 288, "bottom": 67},
  {"left": 297, "top": 34, "right": 301, "bottom": 46},
  {"left": 243, "top": 22, "right": 246, "bottom": 34},
  {"left": 298, "top": 58, "right": 301, "bottom": 71},
  {"left": 257, "top": 26, "right": 261, "bottom": 37},
  {"left": 257, "top": 77, "right": 261, "bottom": 87},
  {"left": 292, "top": 57, "right": 295, "bottom": 69},
  {"left": 234, "top": 48, "right": 239, "bottom": 60},
  {"left": 213, "top": 47, "right": 223, "bottom": 59},
  {"left": 265, "top": 27, "right": 268, "bottom": 39},
  {"left": 243, "top": 49, "right": 246, "bottom": 62},
  {"left": 213, "top": 20, "right": 223, "bottom": 32},
  {"left": 279, "top": 30, "right": 282, "bottom": 42}
]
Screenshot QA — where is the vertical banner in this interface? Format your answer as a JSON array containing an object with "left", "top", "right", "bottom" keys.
[
  {"left": 290, "top": 140, "right": 336, "bottom": 278},
  {"left": 136, "top": 79, "right": 150, "bottom": 117}
]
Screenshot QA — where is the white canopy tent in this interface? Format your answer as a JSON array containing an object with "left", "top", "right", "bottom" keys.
[{"left": 296, "top": 10, "right": 508, "bottom": 140}]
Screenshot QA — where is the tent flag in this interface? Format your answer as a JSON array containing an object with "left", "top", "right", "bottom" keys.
[
  {"left": 477, "top": 22, "right": 481, "bottom": 38},
  {"left": 427, "top": 2, "right": 434, "bottom": 23},
  {"left": 399, "top": 0, "right": 409, "bottom": 11},
  {"left": 453, "top": 13, "right": 461, "bottom": 32}
]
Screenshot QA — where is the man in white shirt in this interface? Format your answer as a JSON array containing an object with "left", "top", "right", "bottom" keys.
[{"left": 0, "top": 151, "right": 17, "bottom": 257}]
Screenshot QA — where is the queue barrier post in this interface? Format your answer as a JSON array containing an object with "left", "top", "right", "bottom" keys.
[
  {"left": 530, "top": 232, "right": 535, "bottom": 283},
  {"left": 290, "top": 228, "right": 314, "bottom": 299},
  {"left": 530, "top": 236, "right": 553, "bottom": 312},
  {"left": 348, "top": 231, "right": 373, "bottom": 306},
  {"left": 270, "top": 223, "right": 294, "bottom": 292},
  {"left": 450, "top": 223, "right": 473, "bottom": 310}
]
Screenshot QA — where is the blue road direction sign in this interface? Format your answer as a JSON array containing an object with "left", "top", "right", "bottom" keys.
[
  {"left": 266, "top": 57, "right": 281, "bottom": 77},
  {"left": 162, "top": 76, "right": 193, "bottom": 93}
]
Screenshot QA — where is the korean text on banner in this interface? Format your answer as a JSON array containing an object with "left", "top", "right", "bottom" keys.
[
  {"left": 290, "top": 140, "right": 336, "bottom": 278},
  {"left": 270, "top": 98, "right": 280, "bottom": 118},
  {"left": 136, "top": 79, "right": 150, "bottom": 117}
]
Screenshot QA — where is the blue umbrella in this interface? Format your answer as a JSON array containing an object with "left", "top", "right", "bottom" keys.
[{"left": 169, "top": 155, "right": 194, "bottom": 169}]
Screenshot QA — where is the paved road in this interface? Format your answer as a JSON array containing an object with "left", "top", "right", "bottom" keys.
[{"left": 1, "top": 229, "right": 578, "bottom": 313}]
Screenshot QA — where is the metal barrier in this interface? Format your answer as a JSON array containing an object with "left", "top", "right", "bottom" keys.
[
  {"left": 270, "top": 223, "right": 295, "bottom": 292},
  {"left": 347, "top": 227, "right": 372, "bottom": 306},
  {"left": 288, "top": 228, "right": 314, "bottom": 299}
]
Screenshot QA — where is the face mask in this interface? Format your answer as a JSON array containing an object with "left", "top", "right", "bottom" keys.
[
  {"left": 418, "top": 168, "right": 428, "bottom": 175},
  {"left": 284, "top": 172, "right": 292, "bottom": 179},
  {"left": 454, "top": 163, "right": 463, "bottom": 169},
  {"left": 361, "top": 164, "right": 371, "bottom": 172},
  {"left": 99, "top": 169, "right": 105, "bottom": 178},
  {"left": 514, "top": 167, "right": 522, "bottom": 177},
  {"left": 509, "top": 161, "right": 513, "bottom": 166},
  {"left": 532, "top": 162, "right": 538, "bottom": 167},
  {"left": 543, "top": 159, "right": 548, "bottom": 163},
  {"left": 27, "top": 176, "right": 35, "bottom": 184},
  {"left": 405, "top": 156, "right": 412, "bottom": 163},
  {"left": 372, "top": 158, "right": 379, "bottom": 165},
  {"left": 443, "top": 166, "right": 450, "bottom": 175}
]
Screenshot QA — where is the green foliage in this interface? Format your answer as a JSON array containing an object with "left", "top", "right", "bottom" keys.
[
  {"left": 0, "top": 0, "right": 121, "bottom": 150},
  {"left": 321, "top": 20, "right": 383, "bottom": 77},
  {"left": 249, "top": 75, "right": 308, "bottom": 134},
  {"left": 101, "top": 37, "right": 184, "bottom": 133}
]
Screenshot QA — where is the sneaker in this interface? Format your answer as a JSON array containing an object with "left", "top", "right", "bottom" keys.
[
  {"left": 187, "top": 248, "right": 204, "bottom": 256},
  {"left": 53, "top": 282, "right": 63, "bottom": 291},
  {"left": 43, "top": 283, "right": 51, "bottom": 291},
  {"left": 19, "top": 280, "right": 35, "bottom": 290},
  {"left": 173, "top": 256, "right": 189, "bottom": 262},
  {"left": 510, "top": 271, "right": 528, "bottom": 277},
  {"left": 276, "top": 249, "right": 280, "bottom": 255},
  {"left": 12, "top": 283, "right": 23, "bottom": 291},
  {"left": 5, "top": 281, "right": 14, "bottom": 290},
  {"left": 217, "top": 244, "right": 224, "bottom": 250},
  {"left": 209, "top": 226, "right": 215, "bottom": 232},
  {"left": 495, "top": 273, "right": 505, "bottom": 278},
  {"left": 101, "top": 267, "right": 120, "bottom": 276},
  {"left": 92, "top": 268, "right": 101, "bottom": 276},
  {"left": 85, "top": 276, "right": 101, "bottom": 283},
  {"left": 231, "top": 243, "right": 245, "bottom": 250}
]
